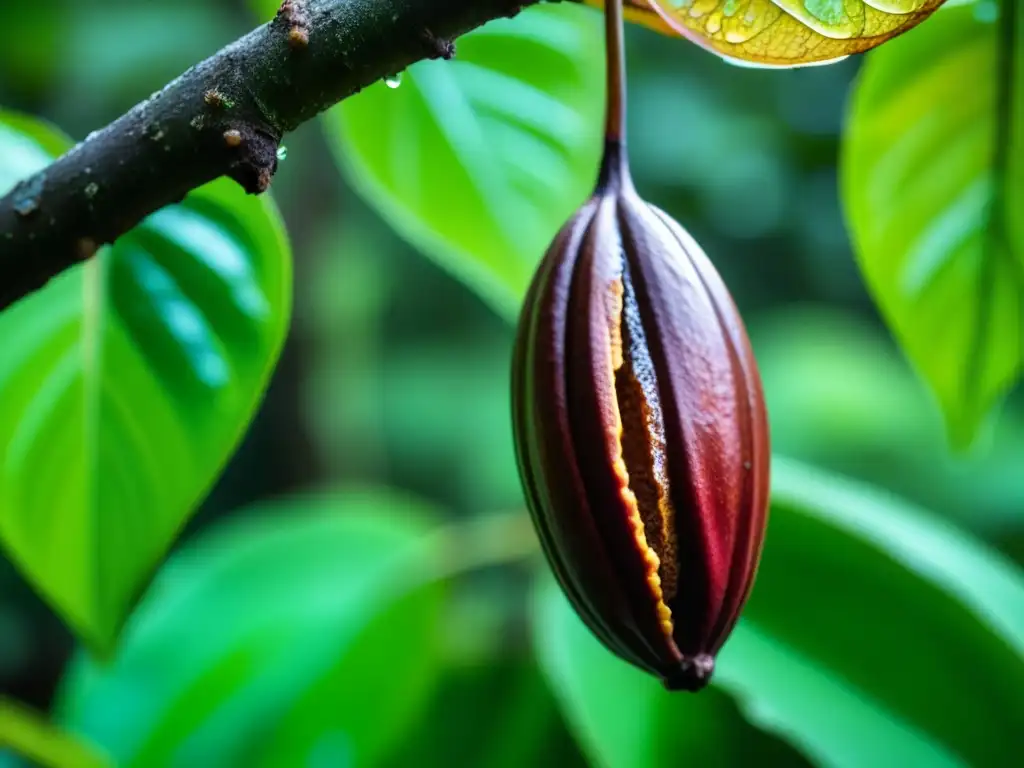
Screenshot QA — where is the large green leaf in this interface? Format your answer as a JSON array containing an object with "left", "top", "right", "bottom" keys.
[
  {"left": 324, "top": 3, "right": 605, "bottom": 318},
  {"left": 0, "top": 112, "right": 292, "bottom": 652},
  {"left": 842, "top": 2, "right": 1024, "bottom": 447},
  {"left": 55, "top": 490, "right": 450, "bottom": 768},
  {"left": 534, "top": 460, "right": 1024, "bottom": 767}
]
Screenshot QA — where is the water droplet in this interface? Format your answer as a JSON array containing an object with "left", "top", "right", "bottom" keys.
[
  {"left": 13, "top": 175, "right": 44, "bottom": 217},
  {"left": 276, "top": 145, "right": 288, "bottom": 161},
  {"left": 13, "top": 198, "right": 37, "bottom": 217},
  {"left": 384, "top": 73, "right": 403, "bottom": 89}
]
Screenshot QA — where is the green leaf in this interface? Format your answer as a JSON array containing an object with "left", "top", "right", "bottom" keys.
[
  {"left": 0, "top": 697, "right": 112, "bottom": 768},
  {"left": 324, "top": 3, "right": 605, "bottom": 318},
  {"left": 0, "top": 112, "right": 292, "bottom": 652},
  {"left": 54, "top": 490, "right": 450, "bottom": 768},
  {"left": 0, "top": 112, "right": 70, "bottom": 175},
  {"left": 534, "top": 460, "right": 1024, "bottom": 767},
  {"left": 842, "top": 2, "right": 1024, "bottom": 447},
  {"left": 382, "top": 655, "right": 589, "bottom": 768}
]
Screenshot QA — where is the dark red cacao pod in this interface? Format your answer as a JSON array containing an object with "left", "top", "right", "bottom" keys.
[{"left": 512, "top": 143, "right": 770, "bottom": 692}]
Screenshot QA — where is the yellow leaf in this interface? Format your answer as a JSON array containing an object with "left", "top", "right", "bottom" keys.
[{"left": 584, "top": 0, "right": 948, "bottom": 67}]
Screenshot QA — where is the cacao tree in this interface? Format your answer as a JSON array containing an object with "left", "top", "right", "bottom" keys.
[{"left": 1, "top": 1, "right": 1022, "bottom": 767}]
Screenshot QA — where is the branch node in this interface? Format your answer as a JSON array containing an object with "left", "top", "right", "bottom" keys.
[
  {"left": 224, "top": 125, "right": 280, "bottom": 195},
  {"left": 288, "top": 27, "right": 310, "bottom": 49},
  {"left": 421, "top": 29, "right": 456, "bottom": 60},
  {"left": 204, "top": 88, "right": 233, "bottom": 109},
  {"left": 278, "top": 1, "right": 310, "bottom": 50}
]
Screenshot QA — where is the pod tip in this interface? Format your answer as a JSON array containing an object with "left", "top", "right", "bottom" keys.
[{"left": 662, "top": 654, "right": 714, "bottom": 693}]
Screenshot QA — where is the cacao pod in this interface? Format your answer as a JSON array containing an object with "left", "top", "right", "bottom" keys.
[{"left": 512, "top": 143, "right": 770, "bottom": 691}]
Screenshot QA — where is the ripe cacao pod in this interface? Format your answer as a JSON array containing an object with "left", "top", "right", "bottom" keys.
[{"left": 512, "top": 143, "right": 770, "bottom": 691}]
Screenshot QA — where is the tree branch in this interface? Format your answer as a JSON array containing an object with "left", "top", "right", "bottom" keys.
[{"left": 0, "top": 0, "right": 539, "bottom": 312}]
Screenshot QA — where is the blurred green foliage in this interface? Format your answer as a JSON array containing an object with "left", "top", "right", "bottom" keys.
[
  {"left": 2, "top": 1, "right": 1023, "bottom": 767},
  {"left": 0, "top": 698, "right": 109, "bottom": 768},
  {"left": 56, "top": 491, "right": 449, "bottom": 767}
]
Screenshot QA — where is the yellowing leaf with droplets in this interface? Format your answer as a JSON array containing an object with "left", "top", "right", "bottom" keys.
[{"left": 586, "top": 0, "right": 948, "bottom": 66}]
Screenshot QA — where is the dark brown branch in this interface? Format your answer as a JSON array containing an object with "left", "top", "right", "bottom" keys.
[{"left": 0, "top": 0, "right": 536, "bottom": 312}]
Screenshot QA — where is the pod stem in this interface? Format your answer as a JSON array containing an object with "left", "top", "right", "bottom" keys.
[{"left": 604, "top": 0, "right": 627, "bottom": 143}]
